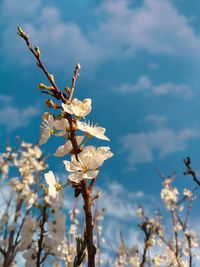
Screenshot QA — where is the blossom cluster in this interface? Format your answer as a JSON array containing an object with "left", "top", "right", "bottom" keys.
[
  {"left": 0, "top": 141, "right": 96, "bottom": 266},
  {"left": 112, "top": 172, "right": 200, "bottom": 267},
  {"left": 39, "top": 96, "right": 113, "bottom": 184}
]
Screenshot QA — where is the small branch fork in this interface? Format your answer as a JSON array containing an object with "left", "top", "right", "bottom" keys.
[
  {"left": 183, "top": 157, "right": 200, "bottom": 187},
  {"left": 18, "top": 26, "right": 97, "bottom": 266}
]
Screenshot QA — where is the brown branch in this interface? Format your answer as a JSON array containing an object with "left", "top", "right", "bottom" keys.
[
  {"left": 183, "top": 157, "right": 200, "bottom": 187},
  {"left": 171, "top": 209, "right": 179, "bottom": 257},
  {"left": 91, "top": 192, "right": 101, "bottom": 202},
  {"left": 9, "top": 210, "right": 31, "bottom": 264},
  {"left": 185, "top": 235, "right": 192, "bottom": 267},
  {"left": 17, "top": 27, "right": 67, "bottom": 103},
  {"left": 81, "top": 180, "right": 96, "bottom": 267},
  {"left": 184, "top": 198, "right": 194, "bottom": 228},
  {"left": 36, "top": 207, "right": 47, "bottom": 267},
  {"left": 64, "top": 113, "right": 81, "bottom": 158},
  {"left": 155, "top": 168, "right": 176, "bottom": 182},
  {"left": 139, "top": 231, "right": 151, "bottom": 267},
  {"left": 89, "top": 177, "right": 97, "bottom": 192},
  {"left": 68, "top": 64, "right": 80, "bottom": 103}
]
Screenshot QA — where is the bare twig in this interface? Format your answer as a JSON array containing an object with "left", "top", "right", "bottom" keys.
[{"left": 183, "top": 157, "right": 200, "bottom": 187}]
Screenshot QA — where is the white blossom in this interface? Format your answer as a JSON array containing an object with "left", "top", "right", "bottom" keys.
[
  {"left": 153, "top": 254, "right": 164, "bottom": 267},
  {"left": 18, "top": 217, "right": 36, "bottom": 251},
  {"left": 184, "top": 230, "right": 199, "bottom": 247},
  {"left": 69, "top": 224, "right": 77, "bottom": 235},
  {"left": 161, "top": 183, "right": 179, "bottom": 210},
  {"left": 48, "top": 209, "right": 66, "bottom": 242},
  {"left": 23, "top": 248, "right": 36, "bottom": 267},
  {"left": 44, "top": 171, "right": 62, "bottom": 206},
  {"left": 77, "top": 121, "right": 109, "bottom": 141},
  {"left": 54, "top": 136, "right": 84, "bottom": 157},
  {"left": 62, "top": 98, "right": 91, "bottom": 117},
  {"left": 183, "top": 188, "right": 193, "bottom": 198},
  {"left": 39, "top": 113, "right": 54, "bottom": 145},
  {"left": 63, "top": 146, "right": 113, "bottom": 183},
  {"left": 54, "top": 118, "right": 70, "bottom": 135}
]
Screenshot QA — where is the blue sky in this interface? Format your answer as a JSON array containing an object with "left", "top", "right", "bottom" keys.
[{"left": 1, "top": 0, "right": 200, "bottom": 261}]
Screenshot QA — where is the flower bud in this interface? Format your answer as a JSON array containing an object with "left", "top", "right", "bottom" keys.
[
  {"left": 45, "top": 99, "right": 54, "bottom": 108},
  {"left": 38, "top": 83, "right": 47, "bottom": 90},
  {"left": 64, "top": 87, "right": 70, "bottom": 93},
  {"left": 97, "top": 190, "right": 101, "bottom": 198},
  {"left": 17, "top": 26, "right": 23, "bottom": 35},
  {"left": 35, "top": 46, "right": 40, "bottom": 56},
  {"left": 54, "top": 182, "right": 61, "bottom": 191},
  {"left": 17, "top": 26, "right": 28, "bottom": 38},
  {"left": 77, "top": 63, "right": 81, "bottom": 70},
  {"left": 49, "top": 74, "right": 55, "bottom": 82}
]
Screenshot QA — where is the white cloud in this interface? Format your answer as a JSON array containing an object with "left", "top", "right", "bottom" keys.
[
  {"left": 0, "top": 0, "right": 103, "bottom": 72},
  {"left": 0, "top": 96, "right": 40, "bottom": 132},
  {"left": 102, "top": 221, "right": 143, "bottom": 254},
  {"left": 1, "top": 0, "right": 200, "bottom": 71},
  {"left": 23, "top": 6, "right": 103, "bottom": 71},
  {"left": 144, "top": 114, "right": 167, "bottom": 126},
  {"left": 0, "top": 94, "right": 13, "bottom": 103},
  {"left": 154, "top": 83, "right": 193, "bottom": 99},
  {"left": 95, "top": 181, "right": 146, "bottom": 221},
  {"left": 118, "top": 76, "right": 152, "bottom": 93},
  {"left": 120, "top": 128, "right": 199, "bottom": 168},
  {"left": 118, "top": 75, "right": 193, "bottom": 99},
  {"left": 94, "top": 0, "right": 200, "bottom": 58},
  {"left": 58, "top": 176, "right": 149, "bottom": 222},
  {"left": 148, "top": 62, "right": 159, "bottom": 70}
]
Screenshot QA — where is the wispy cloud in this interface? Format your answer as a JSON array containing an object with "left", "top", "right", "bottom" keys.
[
  {"left": 153, "top": 83, "right": 193, "bottom": 99},
  {"left": 0, "top": 95, "right": 13, "bottom": 103},
  {"left": 1, "top": 0, "right": 200, "bottom": 70},
  {"left": 0, "top": 95, "right": 40, "bottom": 132},
  {"left": 94, "top": 0, "right": 200, "bottom": 59},
  {"left": 95, "top": 181, "right": 149, "bottom": 221},
  {"left": 0, "top": 0, "right": 103, "bottom": 71},
  {"left": 120, "top": 128, "right": 199, "bottom": 169},
  {"left": 144, "top": 114, "right": 167, "bottom": 126},
  {"left": 117, "top": 75, "right": 193, "bottom": 99}
]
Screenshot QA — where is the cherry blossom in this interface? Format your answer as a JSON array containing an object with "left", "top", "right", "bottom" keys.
[
  {"left": 39, "top": 112, "right": 55, "bottom": 145},
  {"left": 62, "top": 98, "right": 92, "bottom": 117},
  {"left": 54, "top": 118, "right": 70, "bottom": 135},
  {"left": 63, "top": 146, "right": 113, "bottom": 183},
  {"left": 54, "top": 136, "right": 84, "bottom": 157},
  {"left": 76, "top": 121, "right": 110, "bottom": 141},
  {"left": 44, "top": 171, "right": 61, "bottom": 205}
]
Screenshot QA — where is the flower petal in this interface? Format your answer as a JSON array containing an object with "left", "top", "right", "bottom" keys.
[
  {"left": 54, "top": 136, "right": 84, "bottom": 157},
  {"left": 84, "top": 170, "right": 99, "bottom": 179},
  {"left": 68, "top": 172, "right": 83, "bottom": 183},
  {"left": 54, "top": 141, "right": 72, "bottom": 157},
  {"left": 62, "top": 103, "right": 73, "bottom": 114}
]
